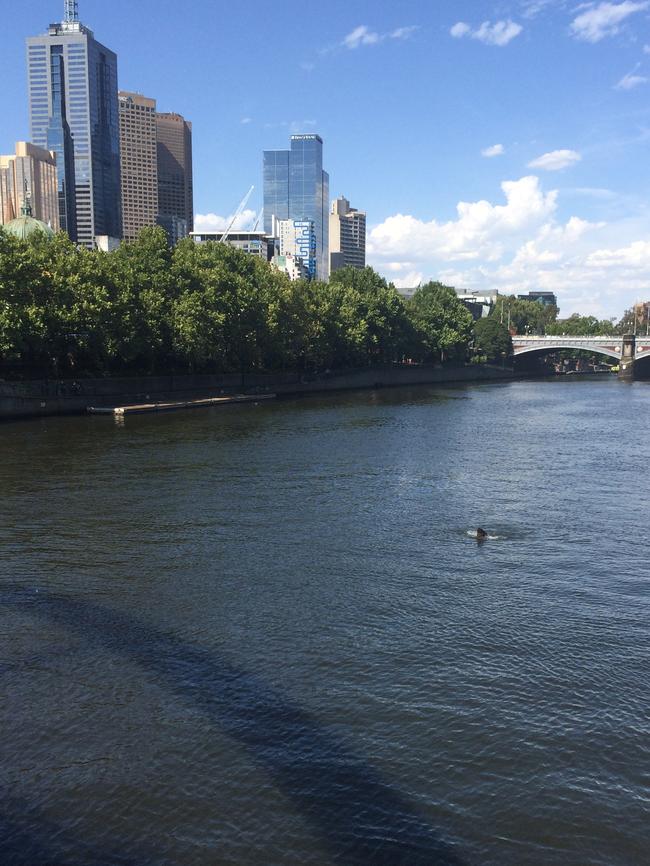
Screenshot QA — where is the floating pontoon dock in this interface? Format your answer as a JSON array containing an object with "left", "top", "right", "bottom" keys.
[{"left": 88, "top": 393, "right": 276, "bottom": 416}]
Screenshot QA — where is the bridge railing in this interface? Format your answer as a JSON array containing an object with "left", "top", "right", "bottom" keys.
[{"left": 512, "top": 336, "right": 620, "bottom": 344}]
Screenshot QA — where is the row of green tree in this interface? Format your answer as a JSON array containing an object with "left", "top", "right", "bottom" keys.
[
  {"left": 1, "top": 227, "right": 495, "bottom": 379},
  {"left": 486, "top": 293, "right": 635, "bottom": 336},
  {"left": 6, "top": 225, "right": 635, "bottom": 380}
]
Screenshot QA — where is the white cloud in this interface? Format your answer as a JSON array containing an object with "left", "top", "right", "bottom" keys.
[
  {"left": 566, "top": 187, "right": 617, "bottom": 198},
  {"left": 343, "top": 25, "right": 381, "bottom": 49},
  {"left": 392, "top": 270, "right": 425, "bottom": 289},
  {"left": 528, "top": 149, "right": 582, "bottom": 170},
  {"left": 475, "top": 20, "right": 524, "bottom": 46},
  {"left": 390, "top": 26, "right": 419, "bottom": 40},
  {"left": 520, "top": 0, "right": 564, "bottom": 18},
  {"left": 482, "top": 143, "right": 505, "bottom": 157},
  {"left": 367, "top": 177, "right": 650, "bottom": 316},
  {"left": 451, "top": 19, "right": 523, "bottom": 46},
  {"left": 586, "top": 239, "right": 650, "bottom": 267},
  {"left": 341, "top": 24, "right": 418, "bottom": 50},
  {"left": 194, "top": 209, "right": 257, "bottom": 233},
  {"left": 240, "top": 117, "right": 252, "bottom": 125},
  {"left": 570, "top": 1, "right": 649, "bottom": 43},
  {"left": 368, "top": 176, "right": 558, "bottom": 265},
  {"left": 615, "top": 71, "right": 648, "bottom": 89},
  {"left": 451, "top": 22, "right": 471, "bottom": 38}
]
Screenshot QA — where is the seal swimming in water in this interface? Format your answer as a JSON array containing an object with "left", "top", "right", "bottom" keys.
[{"left": 476, "top": 527, "right": 488, "bottom": 541}]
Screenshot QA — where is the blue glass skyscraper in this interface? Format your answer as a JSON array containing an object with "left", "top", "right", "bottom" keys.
[
  {"left": 264, "top": 134, "right": 329, "bottom": 280},
  {"left": 44, "top": 45, "right": 76, "bottom": 238},
  {"left": 27, "top": 2, "right": 121, "bottom": 245}
]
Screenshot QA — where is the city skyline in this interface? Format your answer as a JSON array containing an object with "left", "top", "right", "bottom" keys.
[{"left": 3, "top": 1, "right": 650, "bottom": 314}]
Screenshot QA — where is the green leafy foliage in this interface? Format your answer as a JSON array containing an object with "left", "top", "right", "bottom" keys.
[
  {"left": 406, "top": 282, "right": 474, "bottom": 362},
  {"left": 616, "top": 306, "right": 650, "bottom": 336},
  {"left": 489, "top": 294, "right": 558, "bottom": 334},
  {"left": 545, "top": 313, "right": 616, "bottom": 336},
  {"left": 0, "top": 230, "right": 478, "bottom": 378},
  {"left": 473, "top": 317, "right": 513, "bottom": 363}
]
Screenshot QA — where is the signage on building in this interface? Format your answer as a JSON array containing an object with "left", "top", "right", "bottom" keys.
[{"left": 293, "top": 221, "right": 316, "bottom": 278}]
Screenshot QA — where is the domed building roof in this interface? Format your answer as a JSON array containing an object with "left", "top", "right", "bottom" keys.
[{"left": 2, "top": 201, "right": 55, "bottom": 240}]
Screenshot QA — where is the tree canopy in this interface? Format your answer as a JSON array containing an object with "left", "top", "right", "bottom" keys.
[
  {"left": 545, "top": 313, "right": 616, "bottom": 336},
  {"left": 0, "top": 230, "right": 477, "bottom": 379},
  {"left": 488, "top": 294, "right": 558, "bottom": 334},
  {"left": 616, "top": 306, "right": 650, "bottom": 336},
  {"left": 473, "top": 317, "right": 513, "bottom": 363},
  {"left": 407, "top": 282, "right": 474, "bottom": 362},
  {"left": 6, "top": 228, "right": 628, "bottom": 380}
]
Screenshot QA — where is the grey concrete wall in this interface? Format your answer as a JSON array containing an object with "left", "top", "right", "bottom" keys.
[{"left": 0, "top": 365, "right": 514, "bottom": 421}]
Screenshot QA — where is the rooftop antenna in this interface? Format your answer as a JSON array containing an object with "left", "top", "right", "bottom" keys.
[{"left": 64, "top": 0, "right": 79, "bottom": 23}]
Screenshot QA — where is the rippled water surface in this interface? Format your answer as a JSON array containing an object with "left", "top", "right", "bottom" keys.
[{"left": 1, "top": 378, "right": 649, "bottom": 865}]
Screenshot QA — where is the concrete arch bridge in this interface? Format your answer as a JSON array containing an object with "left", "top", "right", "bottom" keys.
[{"left": 511, "top": 334, "right": 650, "bottom": 379}]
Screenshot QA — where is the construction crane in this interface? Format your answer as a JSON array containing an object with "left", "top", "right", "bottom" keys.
[
  {"left": 252, "top": 208, "right": 263, "bottom": 232},
  {"left": 220, "top": 186, "right": 254, "bottom": 244}
]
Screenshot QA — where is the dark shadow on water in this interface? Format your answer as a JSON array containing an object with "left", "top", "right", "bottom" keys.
[
  {"left": 0, "top": 797, "right": 162, "bottom": 866},
  {"left": 1, "top": 588, "right": 469, "bottom": 866}
]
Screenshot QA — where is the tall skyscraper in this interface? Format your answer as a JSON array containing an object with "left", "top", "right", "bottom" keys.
[
  {"left": 119, "top": 92, "right": 158, "bottom": 241},
  {"left": 263, "top": 134, "right": 329, "bottom": 280},
  {"left": 27, "top": 1, "right": 121, "bottom": 246},
  {"left": 156, "top": 112, "right": 193, "bottom": 242},
  {"left": 329, "top": 196, "right": 366, "bottom": 272},
  {"left": 0, "top": 142, "right": 59, "bottom": 230}
]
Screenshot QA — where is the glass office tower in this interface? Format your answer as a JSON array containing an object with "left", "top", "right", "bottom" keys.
[
  {"left": 263, "top": 134, "right": 329, "bottom": 280},
  {"left": 44, "top": 45, "right": 76, "bottom": 236},
  {"left": 263, "top": 150, "right": 289, "bottom": 232},
  {"left": 27, "top": 3, "right": 121, "bottom": 245}
]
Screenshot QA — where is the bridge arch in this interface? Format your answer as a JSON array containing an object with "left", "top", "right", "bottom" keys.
[{"left": 513, "top": 343, "right": 620, "bottom": 361}]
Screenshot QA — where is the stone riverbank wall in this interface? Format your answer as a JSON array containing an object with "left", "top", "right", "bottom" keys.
[{"left": 0, "top": 364, "right": 515, "bottom": 421}]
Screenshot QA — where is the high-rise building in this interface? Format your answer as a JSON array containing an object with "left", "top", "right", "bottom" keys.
[
  {"left": 119, "top": 92, "right": 158, "bottom": 241},
  {"left": 274, "top": 217, "right": 317, "bottom": 279},
  {"left": 156, "top": 112, "right": 193, "bottom": 242},
  {"left": 27, "top": 1, "right": 121, "bottom": 246},
  {"left": 0, "top": 142, "right": 59, "bottom": 230},
  {"left": 263, "top": 134, "right": 329, "bottom": 280},
  {"left": 329, "top": 196, "right": 366, "bottom": 272}
]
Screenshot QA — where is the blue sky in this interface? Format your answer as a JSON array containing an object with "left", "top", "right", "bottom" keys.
[{"left": 3, "top": 0, "right": 650, "bottom": 316}]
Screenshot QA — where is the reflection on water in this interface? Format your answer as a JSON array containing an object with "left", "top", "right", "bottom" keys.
[{"left": 1, "top": 379, "right": 649, "bottom": 865}]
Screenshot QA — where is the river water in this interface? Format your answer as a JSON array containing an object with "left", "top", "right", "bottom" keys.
[{"left": 1, "top": 378, "right": 649, "bottom": 866}]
